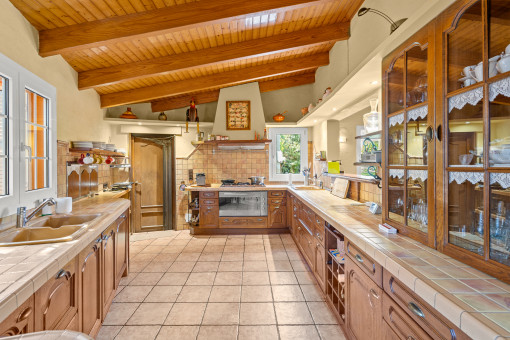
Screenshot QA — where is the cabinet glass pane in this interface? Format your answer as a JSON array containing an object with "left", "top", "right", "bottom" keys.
[
  {"left": 448, "top": 100, "right": 484, "bottom": 167},
  {"left": 407, "top": 174, "right": 428, "bottom": 233},
  {"left": 489, "top": 174, "right": 510, "bottom": 266},
  {"left": 0, "top": 75, "right": 8, "bottom": 197},
  {"left": 387, "top": 55, "right": 404, "bottom": 113},
  {"left": 489, "top": 93, "right": 510, "bottom": 167},
  {"left": 406, "top": 46, "right": 428, "bottom": 107},
  {"left": 388, "top": 172, "right": 404, "bottom": 224},
  {"left": 447, "top": 1, "right": 483, "bottom": 93},
  {"left": 406, "top": 111, "right": 428, "bottom": 166},
  {"left": 388, "top": 115, "right": 404, "bottom": 166},
  {"left": 489, "top": 0, "right": 510, "bottom": 79},
  {"left": 448, "top": 172, "right": 484, "bottom": 255}
]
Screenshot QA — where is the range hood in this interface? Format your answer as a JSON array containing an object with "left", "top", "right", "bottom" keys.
[{"left": 206, "top": 139, "right": 271, "bottom": 151}]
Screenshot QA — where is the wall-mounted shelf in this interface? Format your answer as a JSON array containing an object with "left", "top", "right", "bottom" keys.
[
  {"left": 69, "top": 148, "right": 126, "bottom": 157},
  {"left": 353, "top": 162, "right": 381, "bottom": 167},
  {"left": 355, "top": 130, "right": 382, "bottom": 140},
  {"left": 104, "top": 117, "right": 214, "bottom": 127},
  {"left": 192, "top": 139, "right": 272, "bottom": 150},
  {"left": 324, "top": 173, "right": 380, "bottom": 185}
]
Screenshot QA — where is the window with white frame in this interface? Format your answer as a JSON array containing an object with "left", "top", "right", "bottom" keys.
[
  {"left": 0, "top": 53, "right": 57, "bottom": 218},
  {"left": 269, "top": 127, "right": 308, "bottom": 182}
]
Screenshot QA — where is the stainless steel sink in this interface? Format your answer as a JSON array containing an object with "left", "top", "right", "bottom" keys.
[
  {"left": 0, "top": 213, "right": 101, "bottom": 246},
  {"left": 293, "top": 186, "right": 323, "bottom": 190},
  {"left": 27, "top": 214, "right": 101, "bottom": 228},
  {"left": 0, "top": 225, "right": 87, "bottom": 246}
]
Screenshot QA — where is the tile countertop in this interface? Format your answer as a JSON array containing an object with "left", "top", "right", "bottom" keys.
[
  {"left": 185, "top": 184, "right": 290, "bottom": 191},
  {"left": 0, "top": 191, "right": 131, "bottom": 325},
  {"left": 189, "top": 185, "right": 510, "bottom": 339}
]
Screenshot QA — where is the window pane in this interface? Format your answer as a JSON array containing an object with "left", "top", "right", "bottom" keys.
[
  {"left": 0, "top": 75, "right": 8, "bottom": 197},
  {"left": 388, "top": 172, "right": 405, "bottom": 224},
  {"left": 387, "top": 55, "right": 404, "bottom": 113},
  {"left": 406, "top": 46, "right": 428, "bottom": 107},
  {"left": 25, "top": 89, "right": 49, "bottom": 192},
  {"left": 388, "top": 116, "right": 404, "bottom": 166},
  {"left": 489, "top": 93, "right": 510, "bottom": 167},
  {"left": 407, "top": 175, "right": 428, "bottom": 233},
  {"left": 489, "top": 175, "right": 510, "bottom": 266},
  {"left": 276, "top": 134, "right": 301, "bottom": 174}
]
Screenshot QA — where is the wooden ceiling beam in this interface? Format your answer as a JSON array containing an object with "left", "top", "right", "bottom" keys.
[
  {"left": 101, "top": 53, "right": 328, "bottom": 108},
  {"left": 78, "top": 22, "right": 348, "bottom": 90},
  {"left": 150, "top": 72, "right": 316, "bottom": 111},
  {"left": 39, "top": 0, "right": 326, "bottom": 57}
]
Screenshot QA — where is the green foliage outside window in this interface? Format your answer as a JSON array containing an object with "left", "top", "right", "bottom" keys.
[{"left": 278, "top": 134, "right": 301, "bottom": 174}]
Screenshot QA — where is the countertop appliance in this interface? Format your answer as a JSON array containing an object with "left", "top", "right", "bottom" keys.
[
  {"left": 219, "top": 191, "right": 267, "bottom": 217},
  {"left": 196, "top": 173, "right": 206, "bottom": 186},
  {"left": 220, "top": 181, "right": 265, "bottom": 187}
]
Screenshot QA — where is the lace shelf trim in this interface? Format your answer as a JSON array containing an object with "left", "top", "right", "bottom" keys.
[
  {"left": 448, "top": 171, "right": 484, "bottom": 185},
  {"left": 448, "top": 87, "right": 483, "bottom": 113},
  {"left": 407, "top": 105, "right": 428, "bottom": 122},
  {"left": 389, "top": 113, "right": 404, "bottom": 127},
  {"left": 389, "top": 169, "right": 404, "bottom": 179},
  {"left": 489, "top": 75, "right": 510, "bottom": 102},
  {"left": 407, "top": 170, "right": 428, "bottom": 181},
  {"left": 490, "top": 173, "right": 510, "bottom": 189}
]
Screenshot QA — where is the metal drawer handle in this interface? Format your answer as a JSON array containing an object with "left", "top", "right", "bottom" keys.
[
  {"left": 355, "top": 254, "right": 364, "bottom": 263},
  {"left": 298, "top": 227, "right": 301, "bottom": 230},
  {"left": 17, "top": 307, "right": 32, "bottom": 322},
  {"left": 257, "top": 218, "right": 263, "bottom": 222},
  {"left": 370, "top": 288, "right": 379, "bottom": 299},
  {"left": 316, "top": 232, "right": 323, "bottom": 241},
  {"left": 408, "top": 302, "right": 425, "bottom": 318},
  {"left": 224, "top": 219, "right": 230, "bottom": 222},
  {"left": 275, "top": 206, "right": 280, "bottom": 209},
  {"left": 407, "top": 337, "right": 416, "bottom": 340},
  {"left": 294, "top": 206, "right": 297, "bottom": 211},
  {"left": 56, "top": 269, "right": 71, "bottom": 280}
]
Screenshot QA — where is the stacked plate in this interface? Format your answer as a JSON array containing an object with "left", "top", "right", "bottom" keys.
[
  {"left": 72, "top": 141, "right": 93, "bottom": 149},
  {"left": 92, "top": 141, "right": 106, "bottom": 149},
  {"left": 105, "top": 144, "right": 116, "bottom": 151}
]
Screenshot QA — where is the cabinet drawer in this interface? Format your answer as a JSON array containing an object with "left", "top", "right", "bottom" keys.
[
  {"left": 269, "top": 191, "right": 286, "bottom": 198},
  {"left": 0, "top": 296, "right": 34, "bottom": 336},
  {"left": 298, "top": 221, "right": 314, "bottom": 267},
  {"left": 383, "top": 269, "right": 468, "bottom": 340},
  {"left": 220, "top": 217, "right": 267, "bottom": 228},
  {"left": 199, "top": 191, "right": 218, "bottom": 199},
  {"left": 346, "top": 239, "right": 382, "bottom": 287},
  {"left": 313, "top": 214, "right": 325, "bottom": 246},
  {"left": 201, "top": 198, "right": 218, "bottom": 205},
  {"left": 383, "top": 292, "right": 432, "bottom": 340},
  {"left": 269, "top": 198, "right": 285, "bottom": 205},
  {"left": 299, "top": 205, "right": 314, "bottom": 229}
]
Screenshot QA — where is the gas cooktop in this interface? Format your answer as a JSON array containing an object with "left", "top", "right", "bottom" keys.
[{"left": 220, "top": 182, "right": 265, "bottom": 187}]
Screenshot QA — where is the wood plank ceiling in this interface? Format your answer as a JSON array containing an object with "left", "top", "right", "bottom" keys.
[{"left": 10, "top": 0, "right": 363, "bottom": 111}]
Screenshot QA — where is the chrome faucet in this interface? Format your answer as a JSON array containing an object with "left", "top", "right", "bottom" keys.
[{"left": 16, "top": 198, "right": 57, "bottom": 228}]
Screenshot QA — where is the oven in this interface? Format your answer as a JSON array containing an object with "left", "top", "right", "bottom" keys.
[{"left": 219, "top": 191, "right": 268, "bottom": 217}]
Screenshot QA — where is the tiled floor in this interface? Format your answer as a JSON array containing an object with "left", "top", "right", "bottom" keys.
[{"left": 96, "top": 230, "right": 347, "bottom": 340}]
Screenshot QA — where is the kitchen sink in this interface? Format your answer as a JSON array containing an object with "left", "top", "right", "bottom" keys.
[
  {"left": 293, "top": 186, "right": 323, "bottom": 190},
  {"left": 0, "top": 225, "right": 87, "bottom": 247},
  {"left": 27, "top": 214, "right": 101, "bottom": 228}
]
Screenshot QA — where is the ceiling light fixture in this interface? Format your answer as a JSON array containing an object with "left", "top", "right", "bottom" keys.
[
  {"left": 370, "top": 80, "right": 379, "bottom": 85},
  {"left": 357, "top": 7, "right": 407, "bottom": 34},
  {"left": 314, "top": 120, "right": 317, "bottom": 123}
]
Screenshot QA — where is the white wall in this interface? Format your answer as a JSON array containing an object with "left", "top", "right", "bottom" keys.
[{"left": 261, "top": 83, "right": 314, "bottom": 122}]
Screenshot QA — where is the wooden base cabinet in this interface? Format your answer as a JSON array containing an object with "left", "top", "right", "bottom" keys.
[
  {"left": 115, "top": 212, "right": 129, "bottom": 286},
  {"left": 345, "top": 256, "right": 382, "bottom": 340},
  {"left": 102, "top": 223, "right": 117, "bottom": 318},
  {"left": 314, "top": 242, "right": 326, "bottom": 290},
  {"left": 34, "top": 258, "right": 79, "bottom": 332},
  {"left": 79, "top": 237, "right": 102, "bottom": 337},
  {"left": 0, "top": 296, "right": 34, "bottom": 336}
]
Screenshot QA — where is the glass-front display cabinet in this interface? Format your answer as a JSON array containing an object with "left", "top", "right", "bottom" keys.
[
  {"left": 382, "top": 23, "right": 436, "bottom": 247},
  {"left": 382, "top": 0, "right": 510, "bottom": 282}
]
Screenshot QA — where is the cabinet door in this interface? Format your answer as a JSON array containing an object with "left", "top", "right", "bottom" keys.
[
  {"left": 35, "top": 258, "right": 78, "bottom": 331},
  {"left": 298, "top": 222, "right": 314, "bottom": 267},
  {"left": 79, "top": 237, "right": 102, "bottom": 337},
  {"left": 199, "top": 205, "right": 219, "bottom": 228},
  {"left": 345, "top": 257, "right": 382, "bottom": 340},
  {"left": 314, "top": 243, "right": 326, "bottom": 291},
  {"left": 115, "top": 211, "right": 129, "bottom": 286},
  {"left": 269, "top": 204, "right": 287, "bottom": 228},
  {"left": 0, "top": 296, "right": 34, "bottom": 336},
  {"left": 102, "top": 224, "right": 116, "bottom": 317},
  {"left": 286, "top": 195, "right": 293, "bottom": 229},
  {"left": 291, "top": 200, "right": 300, "bottom": 240},
  {"left": 382, "top": 320, "right": 400, "bottom": 340}
]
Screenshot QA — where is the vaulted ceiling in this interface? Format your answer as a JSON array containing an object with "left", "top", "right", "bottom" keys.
[{"left": 10, "top": 0, "right": 363, "bottom": 111}]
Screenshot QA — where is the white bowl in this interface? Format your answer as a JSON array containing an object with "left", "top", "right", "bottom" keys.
[{"left": 459, "top": 154, "right": 473, "bottom": 165}]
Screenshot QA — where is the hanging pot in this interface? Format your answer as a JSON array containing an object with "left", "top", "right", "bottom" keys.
[{"left": 272, "top": 111, "right": 287, "bottom": 122}]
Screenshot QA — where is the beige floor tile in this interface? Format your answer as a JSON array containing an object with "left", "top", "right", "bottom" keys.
[
  {"left": 127, "top": 303, "right": 173, "bottom": 325},
  {"left": 145, "top": 285, "right": 182, "bottom": 303},
  {"left": 218, "top": 261, "right": 243, "bottom": 272},
  {"left": 202, "top": 303, "right": 240, "bottom": 325},
  {"left": 193, "top": 261, "right": 220, "bottom": 272},
  {"left": 186, "top": 272, "right": 216, "bottom": 285},
  {"left": 156, "top": 326, "right": 200, "bottom": 340},
  {"left": 301, "top": 285, "right": 325, "bottom": 301},
  {"left": 239, "top": 303, "right": 276, "bottom": 325},
  {"left": 307, "top": 302, "right": 337, "bottom": 324},
  {"left": 243, "top": 272, "right": 270, "bottom": 285},
  {"left": 245, "top": 245, "right": 265, "bottom": 253},
  {"left": 274, "top": 302, "right": 313, "bottom": 325},
  {"left": 209, "top": 285, "right": 242, "bottom": 302},
  {"left": 198, "top": 253, "right": 222, "bottom": 262},
  {"left": 279, "top": 325, "right": 320, "bottom": 340},
  {"left": 238, "top": 325, "right": 279, "bottom": 340},
  {"left": 176, "top": 285, "right": 212, "bottom": 302},
  {"left": 152, "top": 253, "right": 178, "bottom": 262},
  {"left": 142, "top": 261, "right": 173, "bottom": 273},
  {"left": 241, "top": 285, "right": 273, "bottom": 302},
  {"left": 267, "top": 260, "right": 293, "bottom": 272},
  {"left": 168, "top": 261, "right": 196, "bottom": 273},
  {"left": 221, "top": 252, "right": 244, "bottom": 261},
  {"left": 114, "top": 325, "right": 161, "bottom": 340},
  {"left": 316, "top": 324, "right": 348, "bottom": 340},
  {"left": 197, "top": 325, "right": 238, "bottom": 340},
  {"left": 158, "top": 272, "right": 190, "bottom": 286},
  {"left": 129, "top": 262, "right": 148, "bottom": 273},
  {"left": 141, "top": 245, "right": 166, "bottom": 254},
  {"left": 170, "top": 239, "right": 190, "bottom": 245},
  {"left": 119, "top": 273, "right": 137, "bottom": 286},
  {"left": 243, "top": 253, "right": 266, "bottom": 261},
  {"left": 244, "top": 261, "right": 268, "bottom": 272},
  {"left": 96, "top": 325, "right": 122, "bottom": 340},
  {"left": 226, "top": 238, "right": 245, "bottom": 246},
  {"left": 286, "top": 251, "right": 303, "bottom": 261},
  {"left": 164, "top": 303, "right": 206, "bottom": 325},
  {"left": 214, "top": 272, "right": 243, "bottom": 285},
  {"left": 291, "top": 260, "right": 310, "bottom": 272},
  {"left": 161, "top": 245, "right": 186, "bottom": 254},
  {"left": 114, "top": 286, "right": 153, "bottom": 303},
  {"left": 224, "top": 245, "right": 245, "bottom": 253},
  {"left": 269, "top": 272, "right": 298, "bottom": 285},
  {"left": 294, "top": 271, "right": 316, "bottom": 285},
  {"left": 176, "top": 253, "right": 201, "bottom": 262},
  {"left": 245, "top": 239, "right": 264, "bottom": 245},
  {"left": 272, "top": 285, "right": 305, "bottom": 302},
  {"left": 103, "top": 303, "right": 139, "bottom": 325},
  {"left": 129, "top": 272, "right": 163, "bottom": 286},
  {"left": 265, "top": 252, "right": 289, "bottom": 261},
  {"left": 132, "top": 253, "right": 157, "bottom": 262}
]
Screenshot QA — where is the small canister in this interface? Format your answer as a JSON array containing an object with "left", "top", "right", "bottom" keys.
[{"left": 196, "top": 173, "right": 206, "bottom": 186}]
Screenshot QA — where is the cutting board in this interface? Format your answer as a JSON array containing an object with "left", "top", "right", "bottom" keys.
[{"left": 331, "top": 179, "right": 349, "bottom": 198}]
